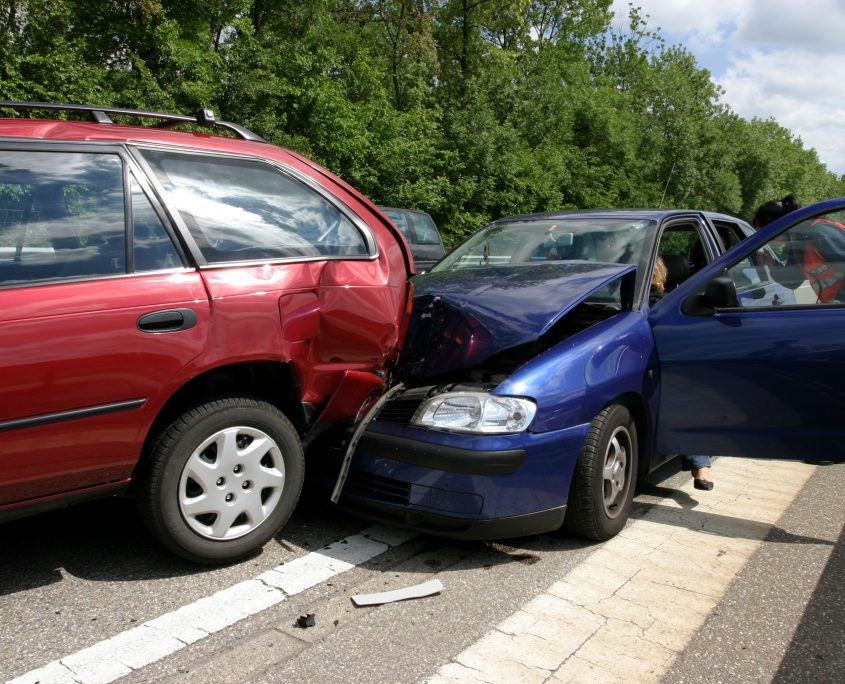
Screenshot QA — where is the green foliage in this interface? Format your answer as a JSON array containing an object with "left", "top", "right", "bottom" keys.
[{"left": 1, "top": 0, "right": 842, "bottom": 246}]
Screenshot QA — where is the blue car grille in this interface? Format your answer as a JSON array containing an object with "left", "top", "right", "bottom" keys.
[
  {"left": 345, "top": 469, "right": 411, "bottom": 505},
  {"left": 376, "top": 397, "right": 424, "bottom": 424}
]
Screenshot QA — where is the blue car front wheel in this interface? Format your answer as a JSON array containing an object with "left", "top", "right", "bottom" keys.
[{"left": 564, "top": 404, "right": 638, "bottom": 541}]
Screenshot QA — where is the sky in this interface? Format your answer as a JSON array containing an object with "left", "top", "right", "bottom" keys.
[{"left": 609, "top": 0, "right": 845, "bottom": 176}]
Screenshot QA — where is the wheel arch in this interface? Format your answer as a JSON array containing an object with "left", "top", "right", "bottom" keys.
[
  {"left": 607, "top": 392, "right": 653, "bottom": 477},
  {"left": 134, "top": 361, "right": 306, "bottom": 481}
]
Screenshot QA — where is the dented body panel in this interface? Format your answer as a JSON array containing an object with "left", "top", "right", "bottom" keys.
[{"left": 400, "top": 262, "right": 634, "bottom": 379}]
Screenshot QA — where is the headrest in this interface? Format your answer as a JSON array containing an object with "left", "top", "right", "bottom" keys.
[{"left": 662, "top": 254, "right": 690, "bottom": 287}]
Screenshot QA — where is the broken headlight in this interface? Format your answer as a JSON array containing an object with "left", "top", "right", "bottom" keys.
[{"left": 411, "top": 392, "right": 536, "bottom": 434}]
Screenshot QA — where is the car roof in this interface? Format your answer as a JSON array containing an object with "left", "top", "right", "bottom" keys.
[{"left": 491, "top": 208, "right": 746, "bottom": 224}]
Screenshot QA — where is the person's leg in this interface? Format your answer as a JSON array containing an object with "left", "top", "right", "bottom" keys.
[{"left": 681, "top": 454, "right": 713, "bottom": 490}]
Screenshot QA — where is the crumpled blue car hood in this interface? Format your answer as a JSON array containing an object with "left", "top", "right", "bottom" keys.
[{"left": 400, "top": 261, "right": 635, "bottom": 378}]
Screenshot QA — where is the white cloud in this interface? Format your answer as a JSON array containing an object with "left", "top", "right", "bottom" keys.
[
  {"left": 610, "top": 0, "right": 845, "bottom": 175},
  {"left": 736, "top": 0, "right": 845, "bottom": 53},
  {"left": 721, "top": 49, "right": 845, "bottom": 173},
  {"left": 610, "top": 0, "right": 744, "bottom": 49}
]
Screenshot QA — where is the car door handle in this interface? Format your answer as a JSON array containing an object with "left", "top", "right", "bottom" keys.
[{"left": 137, "top": 308, "right": 198, "bottom": 333}]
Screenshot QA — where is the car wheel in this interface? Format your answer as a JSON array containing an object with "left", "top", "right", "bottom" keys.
[
  {"left": 137, "top": 397, "right": 304, "bottom": 564},
  {"left": 564, "top": 404, "right": 638, "bottom": 541}
]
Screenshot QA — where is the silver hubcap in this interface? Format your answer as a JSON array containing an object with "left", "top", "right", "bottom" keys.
[
  {"left": 178, "top": 426, "right": 285, "bottom": 540},
  {"left": 602, "top": 426, "right": 631, "bottom": 519}
]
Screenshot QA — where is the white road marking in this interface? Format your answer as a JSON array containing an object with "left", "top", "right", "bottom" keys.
[
  {"left": 427, "top": 457, "right": 816, "bottom": 684},
  {"left": 6, "top": 525, "right": 415, "bottom": 684}
]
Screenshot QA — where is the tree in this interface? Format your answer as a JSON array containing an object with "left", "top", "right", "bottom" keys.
[{"left": 1, "top": 0, "right": 841, "bottom": 240}]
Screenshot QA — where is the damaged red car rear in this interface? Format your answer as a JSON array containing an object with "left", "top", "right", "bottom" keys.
[{"left": 0, "top": 101, "right": 412, "bottom": 563}]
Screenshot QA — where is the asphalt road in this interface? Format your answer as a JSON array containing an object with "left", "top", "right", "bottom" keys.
[{"left": 1, "top": 458, "right": 843, "bottom": 684}]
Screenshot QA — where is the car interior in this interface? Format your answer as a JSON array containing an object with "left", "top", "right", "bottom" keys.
[{"left": 654, "top": 223, "right": 710, "bottom": 293}]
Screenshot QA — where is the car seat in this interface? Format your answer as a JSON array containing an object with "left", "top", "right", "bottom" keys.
[{"left": 662, "top": 254, "right": 690, "bottom": 290}]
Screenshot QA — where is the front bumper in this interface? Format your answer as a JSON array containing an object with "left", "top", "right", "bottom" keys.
[
  {"left": 341, "top": 487, "right": 566, "bottom": 540},
  {"left": 356, "top": 431, "right": 526, "bottom": 475},
  {"left": 332, "top": 420, "right": 590, "bottom": 540}
]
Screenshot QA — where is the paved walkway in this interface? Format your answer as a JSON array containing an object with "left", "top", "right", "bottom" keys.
[{"left": 427, "top": 458, "right": 816, "bottom": 683}]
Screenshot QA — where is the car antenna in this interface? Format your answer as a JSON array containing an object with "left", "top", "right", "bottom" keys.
[{"left": 659, "top": 161, "right": 676, "bottom": 208}]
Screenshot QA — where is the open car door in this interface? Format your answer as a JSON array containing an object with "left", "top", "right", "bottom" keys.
[{"left": 650, "top": 197, "right": 845, "bottom": 463}]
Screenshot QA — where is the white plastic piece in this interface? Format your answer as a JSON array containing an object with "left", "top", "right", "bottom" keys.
[{"left": 351, "top": 579, "right": 444, "bottom": 606}]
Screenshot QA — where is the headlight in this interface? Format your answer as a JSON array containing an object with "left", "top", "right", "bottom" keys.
[{"left": 411, "top": 391, "right": 537, "bottom": 434}]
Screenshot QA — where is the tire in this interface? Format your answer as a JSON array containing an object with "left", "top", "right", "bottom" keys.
[
  {"left": 564, "top": 404, "right": 638, "bottom": 541},
  {"left": 136, "top": 397, "right": 304, "bottom": 564}
]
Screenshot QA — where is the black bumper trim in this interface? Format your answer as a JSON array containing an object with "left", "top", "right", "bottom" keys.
[
  {"left": 359, "top": 431, "right": 526, "bottom": 475},
  {"left": 0, "top": 398, "right": 146, "bottom": 433},
  {"left": 341, "top": 494, "right": 566, "bottom": 540}
]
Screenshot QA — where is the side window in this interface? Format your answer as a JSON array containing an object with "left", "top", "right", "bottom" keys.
[
  {"left": 382, "top": 209, "right": 413, "bottom": 241},
  {"left": 655, "top": 225, "right": 707, "bottom": 292},
  {"left": 725, "top": 253, "right": 792, "bottom": 307},
  {"left": 139, "top": 149, "right": 369, "bottom": 262},
  {"left": 130, "top": 174, "right": 182, "bottom": 271},
  {"left": 0, "top": 151, "right": 125, "bottom": 285},
  {"left": 734, "top": 212, "right": 845, "bottom": 307},
  {"left": 713, "top": 220, "right": 746, "bottom": 250},
  {"left": 409, "top": 212, "right": 441, "bottom": 245}
]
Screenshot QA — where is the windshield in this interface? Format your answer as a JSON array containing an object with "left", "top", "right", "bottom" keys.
[
  {"left": 435, "top": 217, "right": 655, "bottom": 270},
  {"left": 432, "top": 217, "right": 658, "bottom": 307}
]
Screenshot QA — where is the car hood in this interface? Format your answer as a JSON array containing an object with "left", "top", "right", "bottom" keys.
[{"left": 399, "top": 262, "right": 635, "bottom": 378}]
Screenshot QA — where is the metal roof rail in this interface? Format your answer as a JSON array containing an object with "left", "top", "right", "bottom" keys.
[{"left": 0, "top": 100, "right": 265, "bottom": 142}]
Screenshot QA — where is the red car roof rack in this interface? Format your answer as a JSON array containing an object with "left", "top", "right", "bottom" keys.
[{"left": 0, "top": 100, "right": 265, "bottom": 142}]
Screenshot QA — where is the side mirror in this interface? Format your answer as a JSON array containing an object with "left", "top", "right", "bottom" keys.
[{"left": 682, "top": 272, "right": 738, "bottom": 315}]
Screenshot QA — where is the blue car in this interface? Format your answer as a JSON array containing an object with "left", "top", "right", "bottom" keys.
[{"left": 327, "top": 203, "right": 845, "bottom": 541}]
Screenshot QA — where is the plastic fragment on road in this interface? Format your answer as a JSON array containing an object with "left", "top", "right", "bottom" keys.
[
  {"left": 351, "top": 579, "right": 443, "bottom": 606},
  {"left": 296, "top": 613, "right": 315, "bottom": 628}
]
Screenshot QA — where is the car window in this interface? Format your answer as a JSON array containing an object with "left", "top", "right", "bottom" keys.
[
  {"left": 0, "top": 150, "right": 126, "bottom": 284},
  {"left": 434, "top": 217, "right": 655, "bottom": 301},
  {"left": 408, "top": 212, "right": 440, "bottom": 244},
  {"left": 723, "top": 254, "right": 795, "bottom": 306},
  {"left": 381, "top": 209, "right": 413, "bottom": 241},
  {"left": 735, "top": 211, "right": 845, "bottom": 307},
  {"left": 130, "top": 173, "right": 183, "bottom": 271},
  {"left": 436, "top": 218, "right": 654, "bottom": 270},
  {"left": 653, "top": 222, "right": 714, "bottom": 295},
  {"left": 140, "top": 149, "right": 369, "bottom": 262},
  {"left": 712, "top": 219, "right": 747, "bottom": 250}
]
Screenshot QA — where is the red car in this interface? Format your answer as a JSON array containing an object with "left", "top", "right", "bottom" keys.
[{"left": 0, "top": 102, "right": 412, "bottom": 563}]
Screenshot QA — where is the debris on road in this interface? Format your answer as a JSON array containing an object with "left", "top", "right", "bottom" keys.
[
  {"left": 296, "top": 612, "right": 316, "bottom": 628},
  {"left": 351, "top": 579, "right": 443, "bottom": 606}
]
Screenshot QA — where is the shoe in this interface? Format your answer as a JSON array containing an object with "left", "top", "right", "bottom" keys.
[{"left": 694, "top": 478, "right": 714, "bottom": 491}]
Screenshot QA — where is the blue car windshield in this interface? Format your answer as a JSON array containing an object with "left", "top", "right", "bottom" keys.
[{"left": 432, "top": 218, "right": 657, "bottom": 273}]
